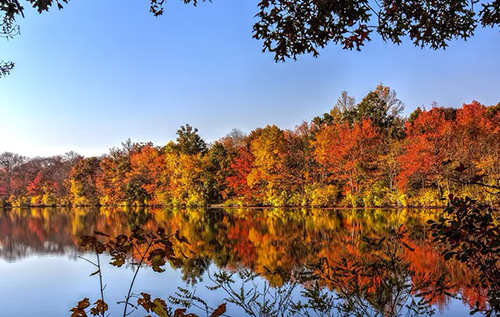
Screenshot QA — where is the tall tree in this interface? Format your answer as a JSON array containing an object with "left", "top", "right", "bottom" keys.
[
  {"left": 97, "top": 147, "right": 131, "bottom": 205},
  {"left": 313, "top": 119, "right": 381, "bottom": 199},
  {"left": 69, "top": 157, "right": 101, "bottom": 206},
  {"left": 345, "top": 85, "right": 405, "bottom": 138},
  {"left": 125, "top": 144, "right": 165, "bottom": 205},
  {"left": 226, "top": 145, "right": 255, "bottom": 204},
  {"left": 247, "top": 125, "right": 287, "bottom": 205},
  {"left": 175, "top": 124, "right": 207, "bottom": 155},
  {"left": 398, "top": 107, "right": 455, "bottom": 193},
  {"left": 0, "top": 152, "right": 25, "bottom": 199}
]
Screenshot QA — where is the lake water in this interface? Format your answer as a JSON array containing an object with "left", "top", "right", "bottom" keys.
[{"left": 0, "top": 207, "right": 479, "bottom": 316}]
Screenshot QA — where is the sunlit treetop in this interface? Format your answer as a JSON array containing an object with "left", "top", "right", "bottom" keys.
[
  {"left": 168, "top": 124, "right": 207, "bottom": 155},
  {"left": 313, "top": 85, "right": 405, "bottom": 139}
]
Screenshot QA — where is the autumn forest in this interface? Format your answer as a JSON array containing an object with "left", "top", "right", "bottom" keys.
[{"left": 2, "top": 85, "right": 500, "bottom": 209}]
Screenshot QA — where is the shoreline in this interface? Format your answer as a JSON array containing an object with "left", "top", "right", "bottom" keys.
[{"left": 0, "top": 204, "right": 445, "bottom": 210}]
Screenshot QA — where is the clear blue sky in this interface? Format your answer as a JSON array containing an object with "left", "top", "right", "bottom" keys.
[{"left": 1, "top": 0, "right": 499, "bottom": 157}]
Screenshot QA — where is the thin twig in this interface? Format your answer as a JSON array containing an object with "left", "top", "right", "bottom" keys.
[
  {"left": 78, "top": 255, "right": 98, "bottom": 267},
  {"left": 122, "top": 240, "right": 153, "bottom": 317},
  {"left": 96, "top": 252, "right": 106, "bottom": 317}
]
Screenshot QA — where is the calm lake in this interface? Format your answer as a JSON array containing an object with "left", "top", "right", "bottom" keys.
[{"left": 0, "top": 207, "right": 477, "bottom": 316}]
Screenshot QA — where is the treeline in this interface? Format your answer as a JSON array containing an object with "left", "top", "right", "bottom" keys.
[{"left": 1, "top": 85, "right": 500, "bottom": 207}]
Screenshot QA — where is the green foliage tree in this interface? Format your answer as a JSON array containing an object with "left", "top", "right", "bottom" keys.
[
  {"left": 312, "top": 91, "right": 356, "bottom": 127},
  {"left": 345, "top": 84, "right": 405, "bottom": 138},
  {"left": 314, "top": 86, "right": 404, "bottom": 137},
  {"left": 175, "top": 124, "right": 207, "bottom": 155},
  {"left": 203, "top": 141, "right": 230, "bottom": 203},
  {"left": 407, "top": 107, "right": 423, "bottom": 124}
]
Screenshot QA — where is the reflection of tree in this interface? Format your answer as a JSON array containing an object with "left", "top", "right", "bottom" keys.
[
  {"left": 125, "top": 207, "right": 152, "bottom": 228},
  {"left": 0, "top": 206, "right": 484, "bottom": 314},
  {"left": 0, "top": 208, "right": 76, "bottom": 261},
  {"left": 310, "top": 228, "right": 446, "bottom": 317},
  {"left": 206, "top": 269, "right": 300, "bottom": 317},
  {"left": 199, "top": 228, "right": 447, "bottom": 317},
  {"left": 181, "top": 256, "right": 211, "bottom": 286}
]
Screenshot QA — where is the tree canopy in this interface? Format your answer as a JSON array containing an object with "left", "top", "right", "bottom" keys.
[
  {"left": 2, "top": 86, "right": 500, "bottom": 208},
  {"left": 254, "top": 0, "right": 500, "bottom": 61},
  {"left": 174, "top": 124, "right": 207, "bottom": 155},
  {"left": 1, "top": 0, "right": 499, "bottom": 76}
]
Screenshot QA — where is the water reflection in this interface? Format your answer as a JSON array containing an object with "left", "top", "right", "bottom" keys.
[{"left": 0, "top": 207, "right": 484, "bottom": 315}]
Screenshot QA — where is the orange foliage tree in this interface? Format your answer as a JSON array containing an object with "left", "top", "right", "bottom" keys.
[{"left": 313, "top": 119, "right": 381, "bottom": 203}]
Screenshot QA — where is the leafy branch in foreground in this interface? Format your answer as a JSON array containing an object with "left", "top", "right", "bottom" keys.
[
  {"left": 70, "top": 227, "right": 223, "bottom": 317},
  {"left": 2, "top": 0, "right": 500, "bottom": 72},
  {"left": 207, "top": 269, "right": 298, "bottom": 317},
  {"left": 429, "top": 195, "right": 500, "bottom": 316},
  {"left": 0, "top": 60, "right": 14, "bottom": 78}
]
